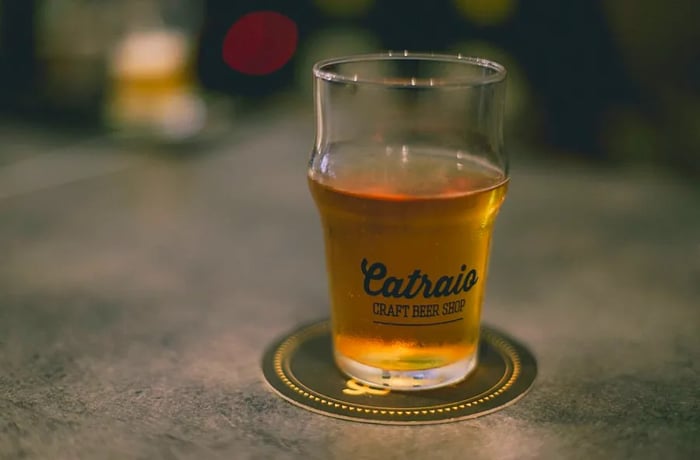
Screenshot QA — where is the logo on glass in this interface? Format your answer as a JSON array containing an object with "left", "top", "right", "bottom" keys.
[{"left": 361, "top": 258, "right": 479, "bottom": 299}]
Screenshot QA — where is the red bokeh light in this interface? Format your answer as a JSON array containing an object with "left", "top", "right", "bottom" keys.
[{"left": 222, "top": 11, "right": 298, "bottom": 76}]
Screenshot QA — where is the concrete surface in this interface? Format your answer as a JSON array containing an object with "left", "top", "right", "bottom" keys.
[{"left": 0, "top": 113, "right": 698, "bottom": 459}]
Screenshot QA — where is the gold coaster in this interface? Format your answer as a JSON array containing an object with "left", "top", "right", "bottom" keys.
[{"left": 262, "top": 320, "right": 537, "bottom": 425}]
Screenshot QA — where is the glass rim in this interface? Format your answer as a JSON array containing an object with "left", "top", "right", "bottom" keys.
[{"left": 313, "top": 52, "right": 507, "bottom": 88}]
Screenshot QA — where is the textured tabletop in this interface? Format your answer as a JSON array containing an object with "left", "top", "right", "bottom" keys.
[{"left": 0, "top": 112, "right": 698, "bottom": 459}]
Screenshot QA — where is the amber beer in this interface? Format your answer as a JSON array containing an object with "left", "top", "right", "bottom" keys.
[
  {"left": 309, "top": 53, "right": 508, "bottom": 389},
  {"left": 309, "top": 146, "right": 507, "bottom": 388}
]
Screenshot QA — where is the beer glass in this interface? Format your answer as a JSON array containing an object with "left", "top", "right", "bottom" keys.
[{"left": 308, "top": 53, "right": 508, "bottom": 390}]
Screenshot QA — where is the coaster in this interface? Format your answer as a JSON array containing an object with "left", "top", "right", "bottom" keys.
[{"left": 262, "top": 320, "right": 537, "bottom": 425}]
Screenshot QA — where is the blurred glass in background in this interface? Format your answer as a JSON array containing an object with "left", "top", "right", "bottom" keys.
[
  {"left": 0, "top": 0, "right": 697, "bottom": 174},
  {"left": 105, "top": 0, "right": 205, "bottom": 142}
]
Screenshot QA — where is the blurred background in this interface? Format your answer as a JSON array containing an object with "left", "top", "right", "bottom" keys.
[{"left": 0, "top": 0, "right": 698, "bottom": 174}]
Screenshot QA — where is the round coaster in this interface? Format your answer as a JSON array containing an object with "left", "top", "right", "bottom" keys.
[{"left": 262, "top": 320, "right": 537, "bottom": 425}]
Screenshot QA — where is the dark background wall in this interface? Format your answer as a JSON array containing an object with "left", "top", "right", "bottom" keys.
[{"left": 0, "top": 0, "right": 698, "bottom": 173}]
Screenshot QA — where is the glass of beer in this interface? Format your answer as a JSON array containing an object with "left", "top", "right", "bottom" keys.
[{"left": 308, "top": 53, "right": 508, "bottom": 390}]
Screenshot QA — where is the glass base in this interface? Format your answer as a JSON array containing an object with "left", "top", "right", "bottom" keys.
[{"left": 334, "top": 351, "right": 478, "bottom": 391}]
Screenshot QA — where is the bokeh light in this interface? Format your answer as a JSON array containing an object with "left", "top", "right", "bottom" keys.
[
  {"left": 602, "top": 0, "right": 699, "bottom": 169},
  {"left": 453, "top": 0, "right": 517, "bottom": 26},
  {"left": 222, "top": 11, "right": 298, "bottom": 76},
  {"left": 295, "top": 27, "right": 381, "bottom": 96},
  {"left": 313, "top": 0, "right": 374, "bottom": 18},
  {"left": 600, "top": 106, "right": 658, "bottom": 164},
  {"left": 450, "top": 41, "right": 539, "bottom": 140}
]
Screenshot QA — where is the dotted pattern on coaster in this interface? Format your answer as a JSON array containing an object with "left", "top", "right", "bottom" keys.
[{"left": 261, "top": 320, "right": 537, "bottom": 425}]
